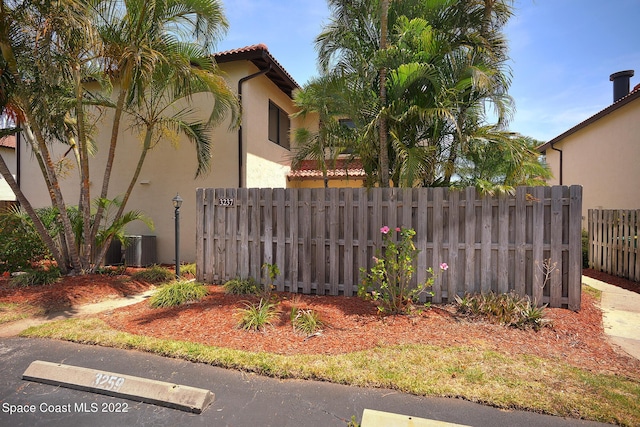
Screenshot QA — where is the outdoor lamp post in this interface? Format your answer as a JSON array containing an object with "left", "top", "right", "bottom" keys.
[{"left": 172, "top": 193, "right": 183, "bottom": 278}]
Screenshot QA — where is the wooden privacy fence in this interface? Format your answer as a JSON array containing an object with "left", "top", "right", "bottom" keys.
[
  {"left": 196, "top": 186, "right": 583, "bottom": 309},
  {"left": 588, "top": 209, "right": 640, "bottom": 282}
]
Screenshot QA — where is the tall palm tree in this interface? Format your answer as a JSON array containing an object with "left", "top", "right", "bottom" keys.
[
  {"left": 314, "top": 0, "right": 516, "bottom": 188},
  {"left": 88, "top": 0, "right": 237, "bottom": 269},
  {"left": 0, "top": 0, "right": 238, "bottom": 273}
]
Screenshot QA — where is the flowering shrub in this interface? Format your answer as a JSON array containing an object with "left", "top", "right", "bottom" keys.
[{"left": 359, "top": 226, "right": 447, "bottom": 314}]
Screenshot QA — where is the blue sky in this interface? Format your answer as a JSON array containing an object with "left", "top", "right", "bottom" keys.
[{"left": 216, "top": 0, "right": 640, "bottom": 142}]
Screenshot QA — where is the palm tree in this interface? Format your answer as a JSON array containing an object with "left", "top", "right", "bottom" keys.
[
  {"left": 0, "top": 0, "right": 238, "bottom": 273},
  {"left": 314, "top": 0, "right": 516, "bottom": 188},
  {"left": 291, "top": 75, "right": 355, "bottom": 188},
  {"left": 88, "top": 0, "right": 237, "bottom": 269},
  {"left": 454, "top": 131, "right": 551, "bottom": 193}
]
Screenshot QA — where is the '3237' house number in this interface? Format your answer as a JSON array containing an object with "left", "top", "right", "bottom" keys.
[{"left": 218, "top": 198, "right": 235, "bottom": 207}]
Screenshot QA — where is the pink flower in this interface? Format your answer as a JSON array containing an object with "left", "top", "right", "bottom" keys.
[
  {"left": 440, "top": 263, "right": 449, "bottom": 271},
  {"left": 372, "top": 256, "right": 380, "bottom": 263},
  {"left": 395, "top": 227, "right": 401, "bottom": 232},
  {"left": 380, "top": 226, "right": 390, "bottom": 234}
]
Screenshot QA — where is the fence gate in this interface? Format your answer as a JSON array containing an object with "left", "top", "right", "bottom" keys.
[
  {"left": 196, "top": 186, "right": 583, "bottom": 309},
  {"left": 588, "top": 209, "right": 639, "bottom": 282}
]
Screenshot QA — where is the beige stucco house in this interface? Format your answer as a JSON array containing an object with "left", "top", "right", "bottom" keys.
[
  {"left": 15, "top": 44, "right": 316, "bottom": 265},
  {"left": 538, "top": 70, "right": 640, "bottom": 226}
]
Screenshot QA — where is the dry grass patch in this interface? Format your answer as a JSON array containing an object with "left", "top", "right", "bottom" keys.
[{"left": 21, "top": 318, "right": 640, "bottom": 426}]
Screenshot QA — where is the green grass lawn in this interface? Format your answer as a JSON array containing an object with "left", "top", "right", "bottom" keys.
[{"left": 21, "top": 317, "right": 640, "bottom": 426}]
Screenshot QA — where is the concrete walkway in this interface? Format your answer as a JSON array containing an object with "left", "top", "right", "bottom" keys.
[
  {"left": 0, "top": 289, "right": 156, "bottom": 338},
  {"left": 582, "top": 276, "right": 640, "bottom": 360}
]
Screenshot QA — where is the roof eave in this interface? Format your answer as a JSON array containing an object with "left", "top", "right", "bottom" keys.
[
  {"left": 537, "top": 89, "right": 640, "bottom": 152},
  {"left": 214, "top": 45, "right": 299, "bottom": 98}
]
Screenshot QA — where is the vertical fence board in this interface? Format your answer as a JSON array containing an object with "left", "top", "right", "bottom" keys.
[
  {"left": 249, "top": 189, "right": 261, "bottom": 280},
  {"left": 195, "top": 188, "right": 205, "bottom": 282},
  {"left": 514, "top": 187, "right": 527, "bottom": 297},
  {"left": 357, "top": 188, "right": 368, "bottom": 289},
  {"left": 329, "top": 188, "right": 339, "bottom": 295},
  {"left": 549, "top": 186, "right": 563, "bottom": 307},
  {"left": 344, "top": 189, "right": 354, "bottom": 295},
  {"left": 226, "top": 188, "right": 238, "bottom": 282},
  {"left": 448, "top": 190, "right": 460, "bottom": 301},
  {"left": 497, "top": 193, "right": 509, "bottom": 294},
  {"left": 288, "top": 189, "right": 299, "bottom": 291},
  {"left": 314, "top": 189, "right": 326, "bottom": 294},
  {"left": 238, "top": 189, "right": 249, "bottom": 278},
  {"left": 275, "top": 188, "right": 286, "bottom": 290},
  {"left": 432, "top": 188, "right": 444, "bottom": 302},
  {"left": 301, "top": 189, "right": 312, "bottom": 293},
  {"left": 464, "top": 187, "right": 476, "bottom": 294},
  {"left": 205, "top": 189, "right": 216, "bottom": 283},
  {"left": 481, "top": 194, "right": 492, "bottom": 294},
  {"left": 568, "top": 186, "right": 583, "bottom": 310},
  {"left": 417, "top": 189, "right": 429, "bottom": 299},
  {"left": 532, "top": 187, "right": 545, "bottom": 304}
]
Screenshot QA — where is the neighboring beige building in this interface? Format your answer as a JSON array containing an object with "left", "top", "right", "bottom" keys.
[
  {"left": 16, "top": 44, "right": 316, "bottom": 264},
  {"left": 287, "top": 158, "right": 366, "bottom": 188},
  {"left": 538, "top": 70, "right": 640, "bottom": 226},
  {"left": 0, "top": 135, "right": 17, "bottom": 204}
]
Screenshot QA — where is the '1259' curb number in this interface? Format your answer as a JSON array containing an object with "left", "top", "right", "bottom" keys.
[{"left": 94, "top": 373, "right": 125, "bottom": 392}]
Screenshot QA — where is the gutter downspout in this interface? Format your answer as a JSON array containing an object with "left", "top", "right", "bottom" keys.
[
  {"left": 550, "top": 144, "right": 563, "bottom": 185},
  {"left": 237, "top": 64, "right": 272, "bottom": 188}
]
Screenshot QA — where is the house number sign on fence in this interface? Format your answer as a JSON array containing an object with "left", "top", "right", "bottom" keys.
[{"left": 218, "top": 198, "right": 234, "bottom": 207}]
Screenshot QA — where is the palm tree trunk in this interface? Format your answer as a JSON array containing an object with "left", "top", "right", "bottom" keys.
[
  {"left": 22, "top": 112, "right": 83, "bottom": 273},
  {"left": 74, "top": 67, "right": 92, "bottom": 270},
  {"left": 90, "top": 88, "right": 127, "bottom": 252},
  {"left": 378, "top": 0, "right": 390, "bottom": 187}
]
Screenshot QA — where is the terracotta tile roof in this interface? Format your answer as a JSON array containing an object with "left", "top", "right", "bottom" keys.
[
  {"left": 288, "top": 159, "right": 366, "bottom": 180},
  {"left": 0, "top": 135, "right": 16, "bottom": 149},
  {"left": 214, "top": 44, "right": 299, "bottom": 97}
]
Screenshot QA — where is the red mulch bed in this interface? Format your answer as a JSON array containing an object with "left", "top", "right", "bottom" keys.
[
  {"left": 0, "top": 268, "right": 155, "bottom": 313},
  {"left": 2, "top": 269, "right": 640, "bottom": 379}
]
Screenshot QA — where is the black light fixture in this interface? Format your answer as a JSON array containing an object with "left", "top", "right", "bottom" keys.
[{"left": 172, "top": 193, "right": 183, "bottom": 278}]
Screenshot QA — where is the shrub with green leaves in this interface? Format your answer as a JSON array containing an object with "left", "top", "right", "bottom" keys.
[
  {"left": 149, "top": 280, "right": 208, "bottom": 308},
  {"left": 454, "top": 291, "right": 552, "bottom": 330},
  {"left": 290, "top": 306, "right": 323, "bottom": 335},
  {"left": 235, "top": 298, "right": 279, "bottom": 331},
  {"left": 359, "top": 226, "right": 446, "bottom": 314},
  {"left": 10, "top": 268, "right": 61, "bottom": 287},
  {"left": 223, "top": 277, "right": 259, "bottom": 295},
  {"left": 132, "top": 265, "right": 174, "bottom": 283},
  {"left": 0, "top": 210, "right": 50, "bottom": 273}
]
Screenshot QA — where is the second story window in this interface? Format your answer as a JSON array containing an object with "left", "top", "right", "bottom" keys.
[{"left": 268, "top": 101, "right": 290, "bottom": 149}]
